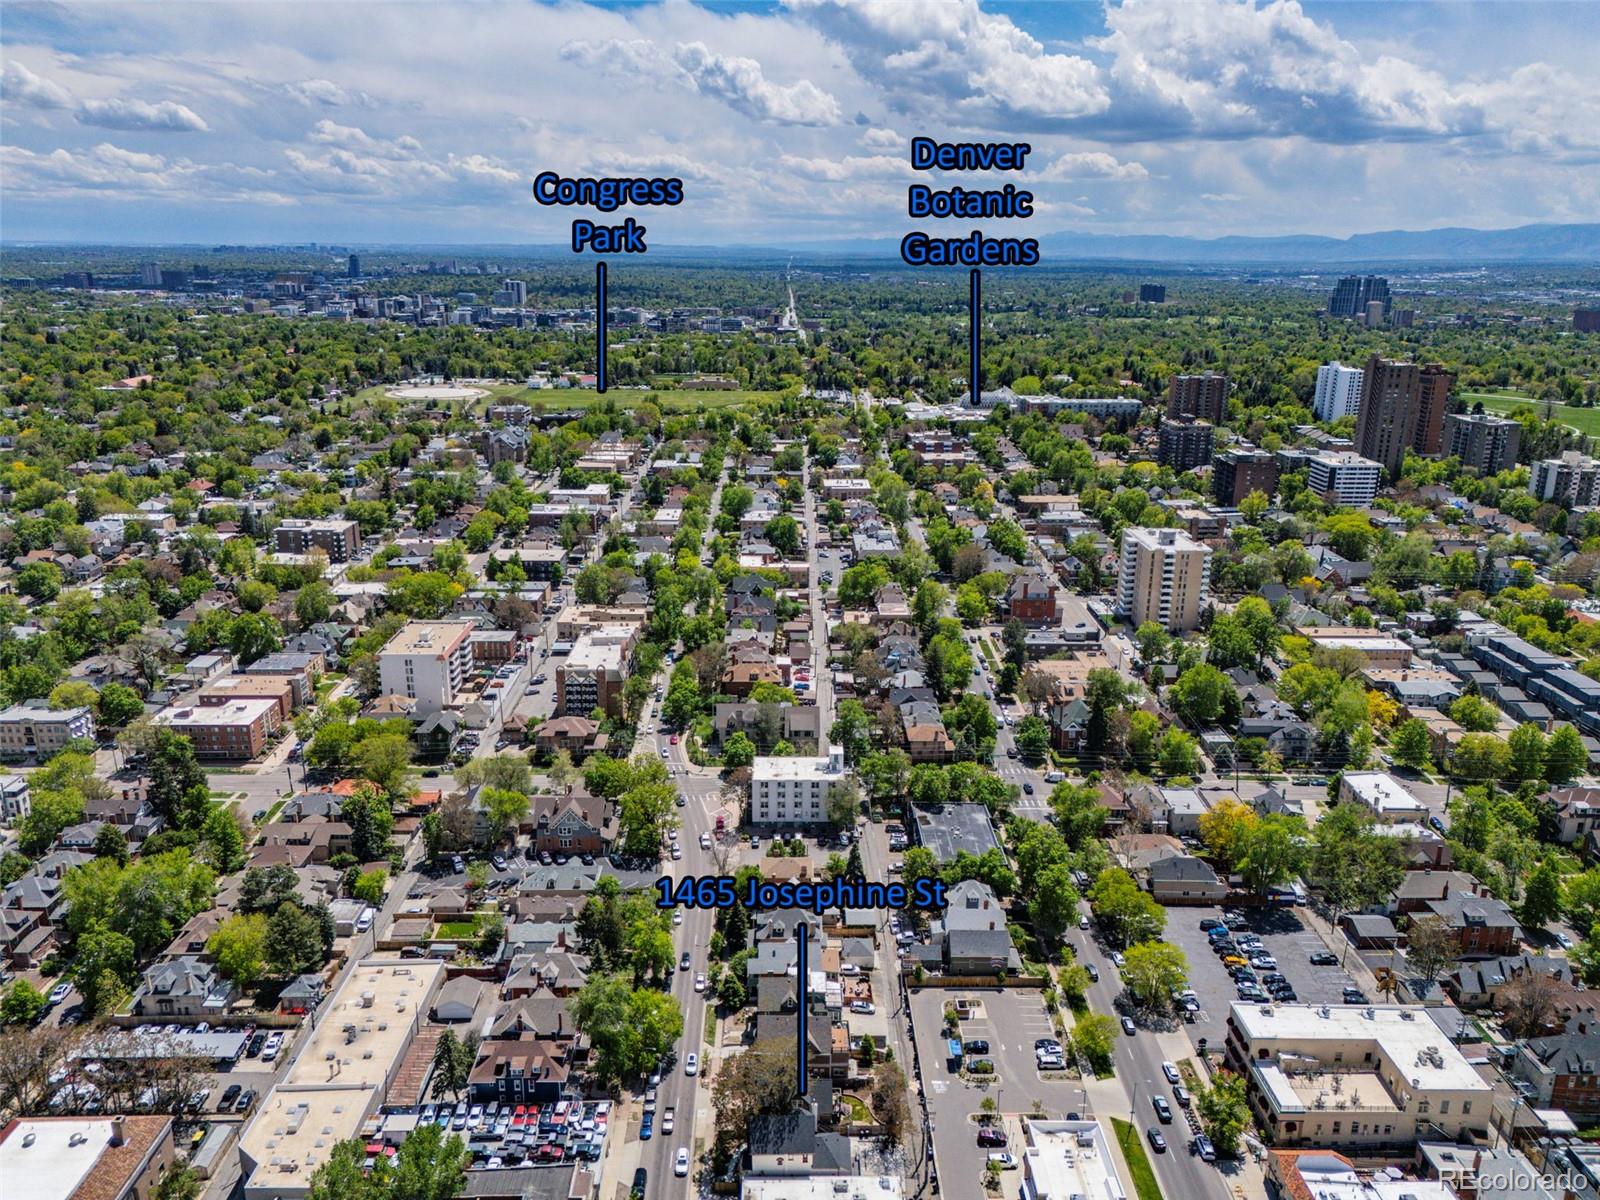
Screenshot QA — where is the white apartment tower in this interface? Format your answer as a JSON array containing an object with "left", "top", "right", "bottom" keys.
[
  {"left": 377, "top": 621, "right": 475, "bottom": 715},
  {"left": 1529, "top": 451, "right": 1600, "bottom": 506},
  {"left": 750, "top": 746, "right": 847, "bottom": 828},
  {"left": 1116, "top": 526, "right": 1212, "bottom": 633},
  {"left": 1307, "top": 451, "right": 1383, "bottom": 508},
  {"left": 1313, "top": 362, "right": 1365, "bottom": 422}
]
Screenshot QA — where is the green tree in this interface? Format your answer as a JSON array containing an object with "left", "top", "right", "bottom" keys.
[
  {"left": 207, "top": 913, "right": 269, "bottom": 989},
  {"left": 266, "top": 899, "right": 325, "bottom": 977},
  {"left": 829, "top": 700, "right": 874, "bottom": 766},
  {"left": 201, "top": 804, "right": 245, "bottom": 872},
  {"left": 387, "top": 1117, "right": 469, "bottom": 1200},
  {"left": 1157, "top": 728, "right": 1201, "bottom": 777},
  {"left": 0, "top": 979, "right": 46, "bottom": 1025},
  {"left": 97, "top": 682, "right": 146, "bottom": 728},
  {"left": 1546, "top": 724, "right": 1587, "bottom": 785},
  {"left": 1391, "top": 718, "right": 1433, "bottom": 771},
  {"left": 343, "top": 785, "right": 397, "bottom": 860},
  {"left": 1236, "top": 813, "right": 1307, "bottom": 896},
  {"left": 1507, "top": 723, "right": 1548, "bottom": 783},
  {"left": 1521, "top": 860, "right": 1563, "bottom": 931},
  {"left": 1450, "top": 694, "right": 1500, "bottom": 733},
  {"left": 1015, "top": 715, "right": 1051, "bottom": 761},
  {"left": 355, "top": 732, "right": 413, "bottom": 797},
  {"left": 295, "top": 580, "right": 335, "bottom": 626},
  {"left": 722, "top": 731, "right": 756, "bottom": 769},
  {"left": 1122, "top": 941, "right": 1188, "bottom": 1011},
  {"left": 1070, "top": 1013, "right": 1117, "bottom": 1074},
  {"left": 353, "top": 868, "right": 388, "bottom": 905},
  {"left": 1453, "top": 733, "right": 1510, "bottom": 781},
  {"left": 1196, "top": 1071, "right": 1251, "bottom": 1156},
  {"left": 74, "top": 925, "right": 136, "bottom": 1015},
  {"left": 430, "top": 1029, "right": 472, "bottom": 1101},
  {"left": 147, "top": 728, "right": 208, "bottom": 831},
  {"left": 1169, "top": 664, "right": 1239, "bottom": 728},
  {"left": 480, "top": 786, "right": 529, "bottom": 846},
  {"left": 93, "top": 824, "right": 129, "bottom": 863},
  {"left": 1087, "top": 868, "right": 1165, "bottom": 947}
]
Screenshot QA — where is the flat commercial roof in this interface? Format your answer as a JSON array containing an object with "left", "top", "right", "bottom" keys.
[
  {"left": 285, "top": 960, "right": 443, "bottom": 1089},
  {"left": 1229, "top": 1003, "right": 1491, "bottom": 1095},
  {"left": 0, "top": 1116, "right": 171, "bottom": 1200},
  {"left": 741, "top": 1178, "right": 902, "bottom": 1200},
  {"left": 1022, "top": 1120, "right": 1127, "bottom": 1200},
  {"left": 911, "top": 803, "right": 1001, "bottom": 862}
]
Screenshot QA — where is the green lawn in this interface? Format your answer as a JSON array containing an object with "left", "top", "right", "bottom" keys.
[
  {"left": 842, "top": 1094, "right": 872, "bottom": 1124},
  {"left": 703, "top": 1002, "right": 718, "bottom": 1047},
  {"left": 1111, "top": 1118, "right": 1165, "bottom": 1200},
  {"left": 261, "top": 799, "right": 286, "bottom": 824},
  {"left": 435, "top": 920, "right": 480, "bottom": 939},
  {"left": 1469, "top": 391, "right": 1600, "bottom": 436}
]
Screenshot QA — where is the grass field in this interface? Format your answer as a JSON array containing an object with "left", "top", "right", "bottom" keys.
[
  {"left": 1468, "top": 390, "right": 1600, "bottom": 436},
  {"left": 1111, "top": 1118, "right": 1165, "bottom": 1200}
]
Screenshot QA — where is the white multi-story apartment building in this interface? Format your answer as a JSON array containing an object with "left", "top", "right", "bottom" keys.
[
  {"left": 1116, "top": 527, "right": 1211, "bottom": 633},
  {"left": 0, "top": 703, "right": 95, "bottom": 761},
  {"left": 1224, "top": 1002, "right": 1491, "bottom": 1151},
  {"left": 0, "top": 775, "right": 30, "bottom": 826},
  {"left": 377, "top": 621, "right": 475, "bottom": 715},
  {"left": 1314, "top": 362, "right": 1365, "bottom": 422},
  {"left": 1307, "top": 451, "right": 1382, "bottom": 507},
  {"left": 1530, "top": 450, "right": 1600, "bottom": 506},
  {"left": 750, "top": 746, "right": 846, "bottom": 828}
]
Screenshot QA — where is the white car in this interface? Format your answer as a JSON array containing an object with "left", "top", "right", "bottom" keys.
[
  {"left": 47, "top": 983, "right": 71, "bottom": 1006},
  {"left": 662, "top": 1106, "right": 676, "bottom": 1135},
  {"left": 674, "top": 1148, "right": 690, "bottom": 1177},
  {"left": 700, "top": 833, "right": 711, "bottom": 850},
  {"left": 673, "top": 910, "right": 683, "bottom": 926},
  {"left": 850, "top": 1000, "right": 875, "bottom": 1014},
  {"left": 356, "top": 908, "right": 374, "bottom": 933},
  {"left": 684, "top": 1053, "right": 699, "bottom": 1076},
  {"left": 1162, "top": 1061, "right": 1181, "bottom": 1085},
  {"left": 694, "top": 972, "right": 706, "bottom": 992}
]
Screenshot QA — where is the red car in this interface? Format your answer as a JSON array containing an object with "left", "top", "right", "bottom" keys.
[
  {"left": 670, "top": 734, "right": 679, "bottom": 745},
  {"left": 977, "top": 1128, "right": 1007, "bottom": 1147}
]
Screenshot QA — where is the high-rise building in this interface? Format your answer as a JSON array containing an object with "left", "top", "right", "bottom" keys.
[
  {"left": 377, "top": 621, "right": 475, "bottom": 715},
  {"left": 1529, "top": 451, "right": 1600, "bottom": 506},
  {"left": 1353, "top": 355, "right": 1453, "bottom": 478},
  {"left": 1364, "top": 300, "right": 1387, "bottom": 328},
  {"left": 1116, "top": 526, "right": 1212, "bottom": 633},
  {"left": 505, "top": 279, "right": 527, "bottom": 306},
  {"left": 1444, "top": 412, "right": 1522, "bottom": 475},
  {"left": 1576, "top": 309, "right": 1600, "bottom": 333},
  {"left": 749, "top": 746, "right": 847, "bottom": 829},
  {"left": 1212, "top": 448, "right": 1279, "bottom": 506},
  {"left": 1313, "top": 362, "right": 1364, "bottom": 422},
  {"left": 1393, "top": 308, "right": 1416, "bottom": 328},
  {"left": 1166, "top": 372, "right": 1230, "bottom": 424},
  {"left": 347, "top": 254, "right": 360, "bottom": 279},
  {"left": 1307, "top": 451, "right": 1383, "bottom": 507},
  {"left": 1139, "top": 284, "right": 1166, "bottom": 303},
  {"left": 139, "top": 262, "right": 161, "bottom": 287},
  {"left": 1156, "top": 418, "right": 1214, "bottom": 472},
  {"left": 1329, "top": 274, "right": 1391, "bottom": 318}
]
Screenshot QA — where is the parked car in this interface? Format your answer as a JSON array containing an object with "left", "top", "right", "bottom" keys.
[
  {"left": 235, "top": 1089, "right": 257, "bottom": 1113},
  {"left": 1162, "top": 1061, "right": 1181, "bottom": 1085},
  {"left": 219, "top": 1084, "right": 242, "bottom": 1110},
  {"left": 976, "top": 1128, "right": 1008, "bottom": 1147},
  {"left": 1309, "top": 951, "right": 1339, "bottom": 965},
  {"left": 1153, "top": 1096, "right": 1173, "bottom": 1123},
  {"left": 47, "top": 983, "right": 71, "bottom": 1006},
  {"left": 850, "top": 1000, "right": 875, "bottom": 1014},
  {"left": 1193, "top": 1133, "right": 1217, "bottom": 1161},
  {"left": 986, "top": 1152, "right": 1017, "bottom": 1170},
  {"left": 1173, "top": 1085, "right": 1190, "bottom": 1107},
  {"left": 964, "top": 1039, "right": 990, "bottom": 1055}
]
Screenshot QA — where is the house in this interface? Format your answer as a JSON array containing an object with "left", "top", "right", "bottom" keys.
[
  {"left": 1420, "top": 894, "right": 1522, "bottom": 958},
  {"left": 466, "top": 1038, "right": 571, "bottom": 1105},
  {"left": 944, "top": 929, "right": 1020, "bottom": 975},
  {"left": 529, "top": 794, "right": 615, "bottom": 856},
  {"left": 1340, "top": 913, "right": 1403, "bottom": 948},
  {"left": 531, "top": 716, "right": 603, "bottom": 760},
  {"left": 1148, "top": 856, "right": 1228, "bottom": 904},
  {"left": 1514, "top": 1023, "right": 1600, "bottom": 1119},
  {"left": 1549, "top": 787, "right": 1600, "bottom": 846},
  {"left": 1444, "top": 953, "right": 1575, "bottom": 1010},
  {"left": 745, "top": 1105, "right": 852, "bottom": 1177},
  {"left": 132, "top": 956, "right": 238, "bottom": 1019},
  {"left": 1005, "top": 574, "right": 1058, "bottom": 625},
  {"left": 1385, "top": 870, "right": 1485, "bottom": 917},
  {"left": 943, "top": 880, "right": 1006, "bottom": 933}
]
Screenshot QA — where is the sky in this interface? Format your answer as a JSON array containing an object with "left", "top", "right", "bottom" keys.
[{"left": 2, "top": 0, "right": 1597, "bottom": 246}]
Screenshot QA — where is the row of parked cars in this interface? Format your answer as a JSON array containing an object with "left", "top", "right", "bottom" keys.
[{"left": 414, "top": 1099, "right": 610, "bottom": 1167}]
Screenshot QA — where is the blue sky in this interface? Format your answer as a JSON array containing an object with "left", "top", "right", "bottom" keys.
[{"left": 2, "top": 0, "right": 1596, "bottom": 245}]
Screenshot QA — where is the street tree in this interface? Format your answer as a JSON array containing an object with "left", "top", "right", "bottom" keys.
[{"left": 1122, "top": 941, "right": 1188, "bottom": 1011}]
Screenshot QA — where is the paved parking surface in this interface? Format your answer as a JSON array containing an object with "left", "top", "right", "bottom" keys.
[{"left": 1164, "top": 905, "right": 1364, "bottom": 1032}]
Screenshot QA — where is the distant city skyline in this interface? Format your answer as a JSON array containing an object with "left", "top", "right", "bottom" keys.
[{"left": 2, "top": 0, "right": 1597, "bottom": 246}]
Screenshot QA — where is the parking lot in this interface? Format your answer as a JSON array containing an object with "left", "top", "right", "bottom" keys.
[
  {"left": 1164, "top": 905, "right": 1366, "bottom": 1037},
  {"left": 908, "top": 988, "right": 1089, "bottom": 1184}
]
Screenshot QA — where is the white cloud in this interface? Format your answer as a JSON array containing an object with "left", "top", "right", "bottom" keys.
[
  {"left": 778, "top": 153, "right": 911, "bottom": 182},
  {"left": 2, "top": 60, "right": 73, "bottom": 108},
  {"left": 671, "top": 41, "right": 842, "bottom": 127},
  {"left": 76, "top": 97, "right": 210, "bottom": 133},
  {"left": 1036, "top": 151, "right": 1149, "bottom": 182},
  {"left": 781, "top": 0, "right": 1108, "bottom": 124},
  {"left": 284, "top": 78, "right": 375, "bottom": 108}
]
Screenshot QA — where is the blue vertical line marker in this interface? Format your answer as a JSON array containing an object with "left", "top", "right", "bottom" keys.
[
  {"left": 596, "top": 261, "right": 608, "bottom": 393},
  {"left": 969, "top": 268, "right": 982, "bottom": 403},
  {"left": 796, "top": 922, "right": 809, "bottom": 1097}
]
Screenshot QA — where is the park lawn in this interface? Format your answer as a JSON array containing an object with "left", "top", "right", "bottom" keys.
[
  {"left": 350, "top": 381, "right": 530, "bottom": 408},
  {"left": 1111, "top": 1118, "right": 1165, "bottom": 1200},
  {"left": 1470, "top": 391, "right": 1600, "bottom": 436}
]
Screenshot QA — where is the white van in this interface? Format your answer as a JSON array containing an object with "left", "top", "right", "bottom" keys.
[{"left": 1044, "top": 771, "right": 1066, "bottom": 784}]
